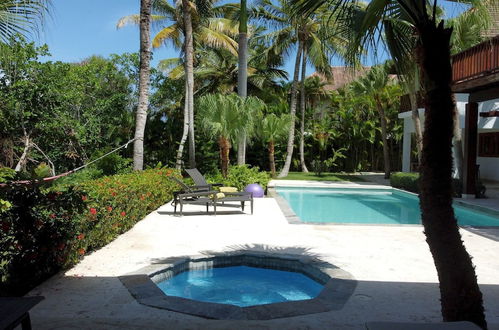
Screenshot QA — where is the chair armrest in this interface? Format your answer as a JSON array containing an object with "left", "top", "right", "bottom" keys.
[
  {"left": 222, "top": 191, "right": 253, "bottom": 198},
  {"left": 211, "top": 183, "right": 224, "bottom": 187},
  {"left": 178, "top": 190, "right": 219, "bottom": 198},
  {"left": 190, "top": 185, "right": 212, "bottom": 191}
]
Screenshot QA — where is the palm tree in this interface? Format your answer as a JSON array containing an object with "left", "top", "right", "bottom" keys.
[
  {"left": 133, "top": 0, "right": 152, "bottom": 170},
  {"left": 350, "top": 64, "right": 393, "bottom": 179},
  {"left": 258, "top": 113, "right": 291, "bottom": 177},
  {"left": 0, "top": 0, "right": 50, "bottom": 43},
  {"left": 293, "top": 0, "right": 487, "bottom": 327},
  {"left": 255, "top": 0, "right": 346, "bottom": 177},
  {"left": 118, "top": 0, "right": 238, "bottom": 169},
  {"left": 198, "top": 93, "right": 265, "bottom": 177},
  {"left": 237, "top": 0, "right": 248, "bottom": 165}
]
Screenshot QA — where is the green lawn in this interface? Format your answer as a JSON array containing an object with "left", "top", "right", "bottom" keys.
[{"left": 275, "top": 172, "right": 365, "bottom": 182}]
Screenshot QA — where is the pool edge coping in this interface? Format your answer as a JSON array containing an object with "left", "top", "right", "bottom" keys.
[
  {"left": 119, "top": 252, "right": 357, "bottom": 320},
  {"left": 269, "top": 184, "right": 499, "bottom": 227}
]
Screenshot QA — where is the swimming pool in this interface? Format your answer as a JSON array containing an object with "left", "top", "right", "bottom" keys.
[
  {"left": 156, "top": 265, "right": 323, "bottom": 307},
  {"left": 276, "top": 187, "right": 499, "bottom": 226}
]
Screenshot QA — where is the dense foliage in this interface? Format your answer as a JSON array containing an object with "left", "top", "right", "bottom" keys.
[
  {"left": 206, "top": 165, "right": 271, "bottom": 191},
  {"left": 0, "top": 168, "right": 179, "bottom": 295}
]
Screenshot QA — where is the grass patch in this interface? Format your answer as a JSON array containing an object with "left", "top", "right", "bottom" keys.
[{"left": 275, "top": 172, "right": 365, "bottom": 182}]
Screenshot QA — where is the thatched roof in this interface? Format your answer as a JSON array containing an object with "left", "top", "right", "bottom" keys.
[{"left": 309, "top": 66, "right": 370, "bottom": 92}]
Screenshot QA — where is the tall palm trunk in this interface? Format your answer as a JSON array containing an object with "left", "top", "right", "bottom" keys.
[
  {"left": 374, "top": 95, "right": 390, "bottom": 179},
  {"left": 278, "top": 39, "right": 303, "bottom": 178},
  {"left": 218, "top": 136, "right": 230, "bottom": 178},
  {"left": 175, "top": 82, "right": 190, "bottom": 169},
  {"left": 237, "top": 0, "right": 248, "bottom": 165},
  {"left": 409, "top": 92, "right": 423, "bottom": 166},
  {"left": 268, "top": 140, "right": 276, "bottom": 178},
  {"left": 299, "top": 46, "right": 309, "bottom": 173},
  {"left": 182, "top": 0, "right": 196, "bottom": 169},
  {"left": 133, "top": 0, "right": 152, "bottom": 171},
  {"left": 417, "top": 21, "right": 486, "bottom": 329}
]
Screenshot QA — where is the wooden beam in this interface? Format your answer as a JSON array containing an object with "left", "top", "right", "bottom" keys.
[
  {"left": 468, "top": 85, "right": 499, "bottom": 103},
  {"left": 452, "top": 73, "right": 499, "bottom": 93}
]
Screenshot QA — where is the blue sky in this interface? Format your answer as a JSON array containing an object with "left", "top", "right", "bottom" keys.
[{"left": 40, "top": 0, "right": 469, "bottom": 79}]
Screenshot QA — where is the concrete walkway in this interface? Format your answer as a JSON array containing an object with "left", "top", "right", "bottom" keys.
[{"left": 28, "top": 186, "right": 499, "bottom": 329}]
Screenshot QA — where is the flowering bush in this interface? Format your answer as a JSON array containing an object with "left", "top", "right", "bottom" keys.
[{"left": 0, "top": 168, "right": 179, "bottom": 295}]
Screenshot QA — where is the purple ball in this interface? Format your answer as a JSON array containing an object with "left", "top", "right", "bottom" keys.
[{"left": 244, "top": 183, "right": 264, "bottom": 198}]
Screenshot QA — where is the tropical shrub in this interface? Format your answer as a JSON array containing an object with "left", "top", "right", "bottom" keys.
[
  {"left": 390, "top": 172, "right": 420, "bottom": 193},
  {"left": 206, "top": 165, "right": 271, "bottom": 191},
  {"left": 0, "top": 168, "right": 179, "bottom": 295}
]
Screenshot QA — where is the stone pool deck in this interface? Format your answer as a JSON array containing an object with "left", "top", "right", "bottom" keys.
[{"left": 28, "top": 183, "right": 499, "bottom": 329}]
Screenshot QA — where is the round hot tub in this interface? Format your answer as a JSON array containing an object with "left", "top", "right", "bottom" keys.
[{"left": 119, "top": 251, "right": 356, "bottom": 320}]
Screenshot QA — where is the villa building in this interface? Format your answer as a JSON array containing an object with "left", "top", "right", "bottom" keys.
[{"left": 399, "top": 36, "right": 499, "bottom": 197}]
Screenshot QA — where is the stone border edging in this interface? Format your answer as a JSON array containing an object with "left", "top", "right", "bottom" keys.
[{"left": 119, "top": 251, "right": 357, "bottom": 320}]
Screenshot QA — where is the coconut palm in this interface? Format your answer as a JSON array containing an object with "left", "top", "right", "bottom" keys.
[
  {"left": 258, "top": 113, "right": 292, "bottom": 177},
  {"left": 254, "top": 0, "right": 347, "bottom": 177},
  {"left": 161, "top": 44, "right": 288, "bottom": 95},
  {"left": 198, "top": 93, "right": 265, "bottom": 177},
  {"left": 237, "top": 0, "right": 249, "bottom": 165},
  {"left": 132, "top": 0, "right": 152, "bottom": 170},
  {"left": 293, "top": 0, "right": 487, "bottom": 327},
  {"left": 350, "top": 64, "right": 393, "bottom": 179},
  {"left": 0, "top": 0, "right": 50, "bottom": 43},
  {"left": 118, "top": 0, "right": 239, "bottom": 169}
]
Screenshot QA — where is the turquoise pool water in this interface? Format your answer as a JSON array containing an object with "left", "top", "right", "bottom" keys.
[
  {"left": 156, "top": 266, "right": 323, "bottom": 307},
  {"left": 276, "top": 187, "right": 499, "bottom": 226}
]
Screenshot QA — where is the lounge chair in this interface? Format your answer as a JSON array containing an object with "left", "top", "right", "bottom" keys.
[
  {"left": 185, "top": 168, "right": 223, "bottom": 191},
  {"left": 170, "top": 177, "right": 254, "bottom": 216},
  {"left": 170, "top": 177, "right": 218, "bottom": 216}
]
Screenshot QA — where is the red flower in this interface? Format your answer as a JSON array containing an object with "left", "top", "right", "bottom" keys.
[
  {"left": 77, "top": 233, "right": 85, "bottom": 240},
  {"left": 107, "top": 206, "right": 113, "bottom": 212},
  {"left": 111, "top": 192, "right": 117, "bottom": 196},
  {"left": 89, "top": 208, "right": 97, "bottom": 215},
  {"left": 49, "top": 213, "right": 56, "bottom": 219},
  {"left": 78, "top": 248, "right": 85, "bottom": 255},
  {"left": 120, "top": 211, "right": 126, "bottom": 217}
]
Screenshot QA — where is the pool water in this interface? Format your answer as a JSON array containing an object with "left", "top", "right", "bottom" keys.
[
  {"left": 156, "top": 266, "right": 324, "bottom": 307},
  {"left": 276, "top": 187, "right": 499, "bottom": 226}
]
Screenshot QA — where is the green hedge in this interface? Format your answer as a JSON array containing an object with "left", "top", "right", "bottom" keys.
[
  {"left": 390, "top": 172, "right": 420, "bottom": 193},
  {"left": 0, "top": 168, "right": 179, "bottom": 295},
  {"left": 206, "top": 165, "right": 271, "bottom": 191}
]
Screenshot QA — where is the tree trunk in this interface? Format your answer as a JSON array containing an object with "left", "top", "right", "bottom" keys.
[
  {"left": 299, "top": 46, "right": 309, "bottom": 173},
  {"left": 278, "top": 39, "right": 303, "bottom": 178},
  {"left": 14, "top": 135, "right": 31, "bottom": 172},
  {"left": 375, "top": 95, "right": 390, "bottom": 179},
  {"left": 452, "top": 94, "right": 464, "bottom": 179},
  {"left": 219, "top": 136, "right": 230, "bottom": 178},
  {"left": 417, "top": 21, "right": 486, "bottom": 329},
  {"left": 268, "top": 140, "right": 276, "bottom": 178},
  {"left": 133, "top": 0, "right": 152, "bottom": 171},
  {"left": 237, "top": 0, "right": 248, "bottom": 165},
  {"left": 175, "top": 81, "right": 190, "bottom": 170},
  {"left": 409, "top": 92, "right": 423, "bottom": 166},
  {"left": 183, "top": 0, "right": 196, "bottom": 169}
]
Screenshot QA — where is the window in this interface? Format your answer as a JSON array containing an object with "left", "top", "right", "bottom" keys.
[{"left": 478, "top": 132, "right": 499, "bottom": 157}]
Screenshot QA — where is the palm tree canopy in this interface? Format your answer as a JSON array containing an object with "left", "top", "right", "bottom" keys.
[
  {"left": 198, "top": 93, "right": 265, "bottom": 143},
  {"left": 0, "top": 0, "right": 51, "bottom": 43},
  {"left": 259, "top": 113, "right": 292, "bottom": 143},
  {"left": 117, "top": 0, "right": 239, "bottom": 55}
]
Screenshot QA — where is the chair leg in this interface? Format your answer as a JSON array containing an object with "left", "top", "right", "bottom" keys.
[
  {"left": 21, "top": 313, "right": 32, "bottom": 330},
  {"left": 174, "top": 201, "right": 177, "bottom": 214},
  {"left": 241, "top": 201, "right": 245, "bottom": 212},
  {"left": 251, "top": 199, "right": 254, "bottom": 215},
  {"left": 180, "top": 202, "right": 183, "bottom": 217},
  {"left": 214, "top": 203, "right": 217, "bottom": 216},
  {"left": 206, "top": 203, "right": 209, "bottom": 213}
]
